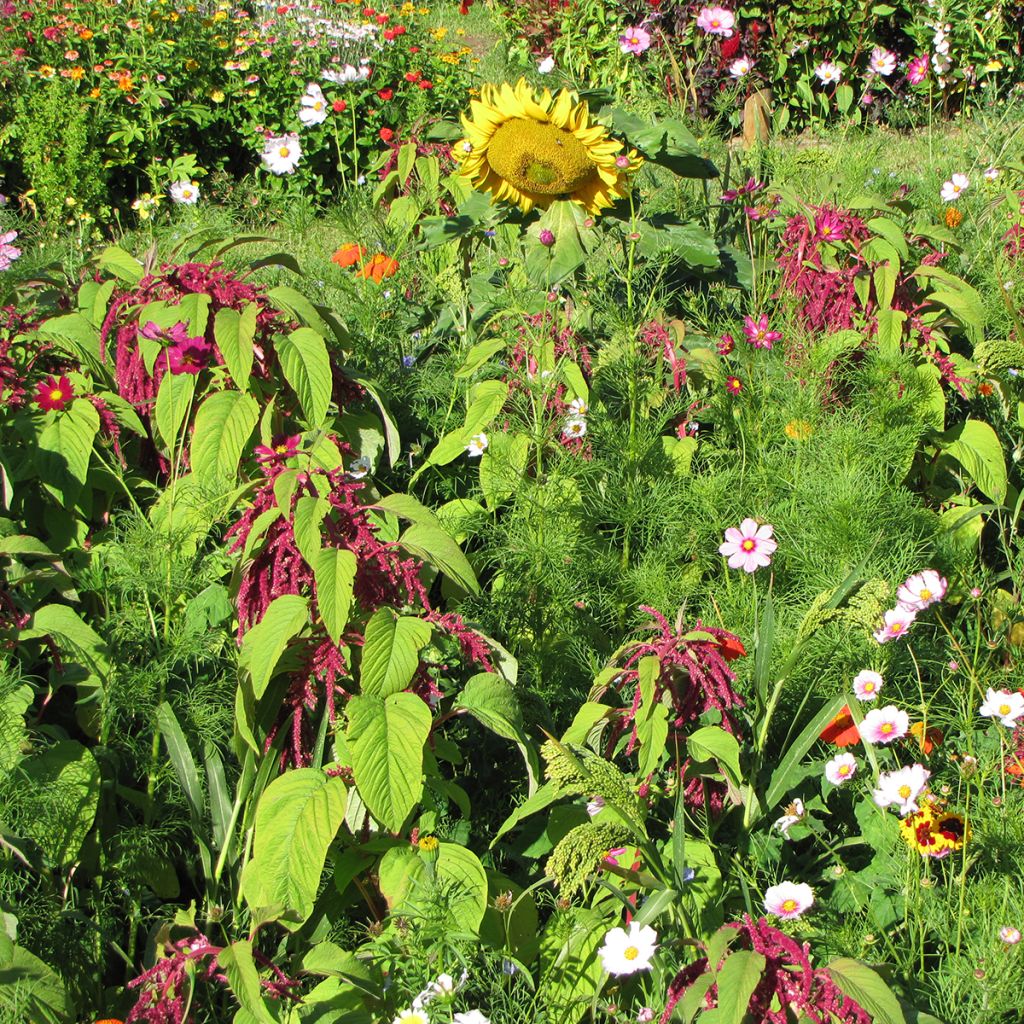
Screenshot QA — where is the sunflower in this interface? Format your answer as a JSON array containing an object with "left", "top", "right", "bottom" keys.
[
  {"left": 453, "top": 78, "right": 642, "bottom": 215},
  {"left": 899, "top": 804, "right": 971, "bottom": 858}
]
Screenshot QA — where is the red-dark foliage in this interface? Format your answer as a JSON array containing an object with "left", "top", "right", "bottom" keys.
[
  {"left": 0, "top": 305, "right": 39, "bottom": 407},
  {"left": 661, "top": 916, "right": 872, "bottom": 1024}
]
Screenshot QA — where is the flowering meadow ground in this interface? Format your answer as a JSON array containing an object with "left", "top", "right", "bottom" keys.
[{"left": 1, "top": 2, "right": 1024, "bottom": 1023}]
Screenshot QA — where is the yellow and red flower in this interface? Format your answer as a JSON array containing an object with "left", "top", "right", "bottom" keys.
[{"left": 34, "top": 375, "right": 75, "bottom": 412}]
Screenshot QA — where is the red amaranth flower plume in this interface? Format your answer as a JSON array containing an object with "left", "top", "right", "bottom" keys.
[
  {"left": 661, "top": 916, "right": 872, "bottom": 1024},
  {"left": 594, "top": 605, "right": 745, "bottom": 810},
  {"left": 125, "top": 932, "right": 297, "bottom": 1024},
  {"left": 226, "top": 457, "right": 492, "bottom": 764}
]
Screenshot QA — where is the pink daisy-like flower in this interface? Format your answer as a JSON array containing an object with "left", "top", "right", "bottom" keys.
[
  {"left": 999, "top": 926, "right": 1021, "bottom": 945},
  {"left": 764, "top": 881, "right": 814, "bottom": 920},
  {"left": 896, "top": 569, "right": 947, "bottom": 612},
  {"left": 868, "top": 46, "right": 897, "bottom": 76},
  {"left": 852, "top": 669, "right": 884, "bottom": 701},
  {"left": 719, "top": 517, "right": 777, "bottom": 573},
  {"left": 814, "top": 209, "right": 846, "bottom": 242},
  {"left": 906, "top": 55, "right": 928, "bottom": 84},
  {"left": 873, "top": 606, "right": 916, "bottom": 644},
  {"left": 0, "top": 230, "right": 21, "bottom": 272},
  {"left": 742, "top": 314, "right": 781, "bottom": 349},
  {"left": 618, "top": 26, "right": 651, "bottom": 55},
  {"left": 859, "top": 705, "right": 910, "bottom": 745},
  {"left": 873, "top": 763, "right": 930, "bottom": 815},
  {"left": 695, "top": 6, "right": 735, "bottom": 37},
  {"left": 824, "top": 752, "right": 858, "bottom": 785}
]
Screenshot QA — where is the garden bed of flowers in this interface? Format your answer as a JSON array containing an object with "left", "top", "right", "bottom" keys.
[{"left": 1, "top": 2, "right": 1024, "bottom": 1024}]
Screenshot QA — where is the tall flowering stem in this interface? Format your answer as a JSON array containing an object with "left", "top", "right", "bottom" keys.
[{"left": 660, "top": 916, "right": 871, "bottom": 1024}]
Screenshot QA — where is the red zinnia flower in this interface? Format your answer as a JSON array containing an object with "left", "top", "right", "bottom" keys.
[
  {"left": 332, "top": 99, "right": 347, "bottom": 113},
  {"left": 820, "top": 705, "right": 859, "bottom": 747},
  {"left": 377, "top": 87, "right": 393, "bottom": 101},
  {"left": 34, "top": 375, "right": 74, "bottom": 411},
  {"left": 717, "top": 635, "right": 747, "bottom": 661},
  {"left": 379, "top": 127, "right": 394, "bottom": 143}
]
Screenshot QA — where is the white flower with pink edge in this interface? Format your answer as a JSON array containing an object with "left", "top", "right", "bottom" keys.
[{"left": 719, "top": 518, "right": 777, "bottom": 573}]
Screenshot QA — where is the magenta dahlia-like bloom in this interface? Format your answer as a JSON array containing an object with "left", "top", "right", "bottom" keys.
[
  {"left": 719, "top": 517, "right": 777, "bottom": 572},
  {"left": 742, "top": 313, "right": 781, "bottom": 349},
  {"left": 906, "top": 55, "right": 929, "bottom": 84},
  {"left": 619, "top": 26, "right": 651, "bottom": 55},
  {"left": 164, "top": 336, "right": 213, "bottom": 375},
  {"left": 695, "top": 6, "right": 734, "bottom": 37}
]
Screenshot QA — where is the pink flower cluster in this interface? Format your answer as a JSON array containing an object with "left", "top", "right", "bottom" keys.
[{"left": 873, "top": 569, "right": 947, "bottom": 644}]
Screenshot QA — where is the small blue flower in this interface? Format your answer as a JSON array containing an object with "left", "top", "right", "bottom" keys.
[
  {"left": 681, "top": 867, "right": 696, "bottom": 883},
  {"left": 402, "top": 354, "right": 416, "bottom": 369},
  {"left": 484, "top": 229, "right": 497, "bottom": 238}
]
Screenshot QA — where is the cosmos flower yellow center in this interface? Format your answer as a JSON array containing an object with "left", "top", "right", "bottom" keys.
[
  {"left": 919, "top": 589, "right": 931, "bottom": 600},
  {"left": 279, "top": 146, "right": 290, "bottom": 157},
  {"left": 486, "top": 118, "right": 599, "bottom": 196},
  {"left": 881, "top": 723, "right": 894, "bottom": 734},
  {"left": 781, "top": 899, "right": 797, "bottom": 912},
  {"left": 898, "top": 785, "right": 912, "bottom": 798},
  {"left": 999, "top": 704, "right": 1011, "bottom": 715},
  {"left": 741, "top": 539, "right": 756, "bottom": 551},
  {"left": 624, "top": 946, "right": 639, "bottom": 960},
  {"left": 838, "top": 765, "right": 851, "bottom": 775},
  {"left": 864, "top": 682, "right": 875, "bottom": 691}
]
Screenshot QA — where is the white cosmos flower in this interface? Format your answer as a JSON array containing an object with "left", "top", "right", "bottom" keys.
[
  {"left": 979, "top": 688, "right": 1024, "bottom": 727},
  {"left": 537, "top": 55, "right": 555, "bottom": 74},
  {"left": 873, "top": 763, "right": 930, "bottom": 816},
  {"left": 729, "top": 56, "right": 753, "bottom": 78},
  {"left": 897, "top": 569, "right": 947, "bottom": 611},
  {"left": 261, "top": 133, "right": 302, "bottom": 175},
  {"left": 168, "top": 180, "right": 200, "bottom": 205},
  {"left": 940, "top": 173, "right": 969, "bottom": 202},
  {"left": 764, "top": 881, "right": 814, "bottom": 920},
  {"left": 465, "top": 433, "right": 488, "bottom": 457},
  {"left": 984, "top": 166, "right": 1001, "bottom": 181},
  {"left": 868, "top": 46, "right": 897, "bottom": 76},
  {"left": 568, "top": 397, "right": 589, "bottom": 416},
  {"left": 852, "top": 669, "right": 884, "bottom": 701},
  {"left": 393, "top": 1011, "right": 429, "bottom": 1024},
  {"left": 347, "top": 455, "right": 371, "bottom": 479},
  {"left": 299, "top": 82, "right": 328, "bottom": 126},
  {"left": 453, "top": 1013, "right": 490, "bottom": 1024},
  {"left": 774, "top": 798, "right": 806, "bottom": 837},
  {"left": 873, "top": 606, "right": 916, "bottom": 644},
  {"left": 322, "top": 63, "right": 360, "bottom": 84},
  {"left": 562, "top": 416, "right": 587, "bottom": 440},
  {"left": 598, "top": 921, "right": 658, "bottom": 976},
  {"left": 824, "top": 752, "right": 858, "bottom": 785},
  {"left": 814, "top": 61, "right": 842, "bottom": 85}
]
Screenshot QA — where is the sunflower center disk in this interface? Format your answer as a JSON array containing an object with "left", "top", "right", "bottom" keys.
[{"left": 487, "top": 118, "right": 598, "bottom": 196}]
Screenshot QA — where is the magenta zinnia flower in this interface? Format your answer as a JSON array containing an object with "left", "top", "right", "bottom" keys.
[
  {"left": 618, "top": 26, "right": 651, "bottom": 55},
  {"left": 719, "top": 517, "right": 777, "bottom": 572},
  {"left": 742, "top": 314, "right": 781, "bottom": 349}
]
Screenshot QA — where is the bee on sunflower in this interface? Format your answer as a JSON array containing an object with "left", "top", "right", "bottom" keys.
[{"left": 452, "top": 78, "right": 643, "bottom": 215}]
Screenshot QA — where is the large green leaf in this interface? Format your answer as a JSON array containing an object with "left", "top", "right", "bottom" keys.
[
  {"left": 379, "top": 840, "right": 488, "bottom": 935},
  {"left": 419, "top": 381, "right": 509, "bottom": 472},
  {"left": 213, "top": 303, "right": 257, "bottom": 389},
  {"left": 241, "top": 769, "right": 347, "bottom": 928},
  {"left": 277, "top": 327, "right": 332, "bottom": 427},
  {"left": 191, "top": 390, "right": 259, "bottom": 488},
  {"left": 826, "top": 958, "right": 907, "bottom": 1024},
  {"left": 154, "top": 371, "right": 197, "bottom": 452},
  {"left": 219, "top": 940, "right": 276, "bottom": 1024},
  {"left": 292, "top": 495, "right": 329, "bottom": 565},
  {"left": 346, "top": 692, "right": 431, "bottom": 831},
  {"left": 0, "top": 942, "right": 71, "bottom": 1023},
  {"left": 21, "top": 741, "right": 100, "bottom": 868},
  {"left": 538, "top": 907, "right": 608, "bottom": 1024},
  {"left": 20, "top": 604, "right": 110, "bottom": 680},
  {"left": 312, "top": 548, "right": 357, "bottom": 646},
  {"left": 0, "top": 685, "right": 32, "bottom": 777},
  {"left": 700, "top": 950, "right": 765, "bottom": 1023},
  {"left": 687, "top": 726, "right": 742, "bottom": 788},
  {"left": 400, "top": 521, "right": 480, "bottom": 596},
  {"left": 936, "top": 419, "right": 1007, "bottom": 504},
  {"left": 359, "top": 610, "right": 432, "bottom": 697},
  {"left": 34, "top": 398, "right": 99, "bottom": 507},
  {"left": 455, "top": 673, "right": 525, "bottom": 741},
  {"left": 238, "top": 595, "right": 309, "bottom": 698}
]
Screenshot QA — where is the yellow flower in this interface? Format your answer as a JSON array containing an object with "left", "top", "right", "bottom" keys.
[
  {"left": 784, "top": 419, "right": 813, "bottom": 441},
  {"left": 983, "top": 59, "right": 1003, "bottom": 72},
  {"left": 431, "top": 26, "right": 448, "bottom": 40},
  {"left": 453, "top": 78, "right": 642, "bottom": 215},
  {"left": 38, "top": 64, "right": 56, "bottom": 78},
  {"left": 400, "top": 1, "right": 416, "bottom": 13},
  {"left": 185, "top": 58, "right": 199, "bottom": 70},
  {"left": 210, "top": 89, "right": 225, "bottom": 103}
]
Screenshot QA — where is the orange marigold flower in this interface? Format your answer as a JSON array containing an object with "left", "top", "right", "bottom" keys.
[
  {"left": 356, "top": 253, "right": 399, "bottom": 283},
  {"left": 784, "top": 419, "right": 812, "bottom": 441},
  {"left": 331, "top": 243, "right": 365, "bottom": 268},
  {"left": 820, "top": 705, "right": 860, "bottom": 747},
  {"left": 944, "top": 206, "right": 963, "bottom": 229},
  {"left": 977, "top": 381, "right": 993, "bottom": 397}
]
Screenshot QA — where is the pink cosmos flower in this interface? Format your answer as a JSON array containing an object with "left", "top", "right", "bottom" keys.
[
  {"left": 742, "top": 314, "right": 781, "bottom": 349},
  {"left": 906, "top": 55, "right": 929, "bottom": 84},
  {"left": 824, "top": 752, "right": 857, "bottom": 785},
  {"left": 999, "top": 926, "right": 1021, "bottom": 945},
  {"left": 868, "top": 46, "right": 897, "bottom": 76},
  {"left": 984, "top": 167, "right": 1000, "bottom": 182},
  {"left": 719, "top": 517, "right": 777, "bottom": 573},
  {"left": 858, "top": 705, "right": 910, "bottom": 745},
  {"left": 619, "top": 26, "right": 651, "bottom": 55},
  {"left": 873, "top": 763, "right": 930, "bottom": 815},
  {"left": 0, "top": 230, "right": 21, "bottom": 272},
  {"left": 873, "top": 606, "right": 916, "bottom": 644},
  {"left": 897, "top": 569, "right": 947, "bottom": 611},
  {"left": 852, "top": 669, "right": 884, "bottom": 701},
  {"left": 695, "top": 6, "right": 735, "bottom": 37},
  {"left": 729, "top": 57, "right": 752, "bottom": 78},
  {"left": 764, "top": 881, "right": 814, "bottom": 920},
  {"left": 940, "top": 173, "right": 969, "bottom": 202}
]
